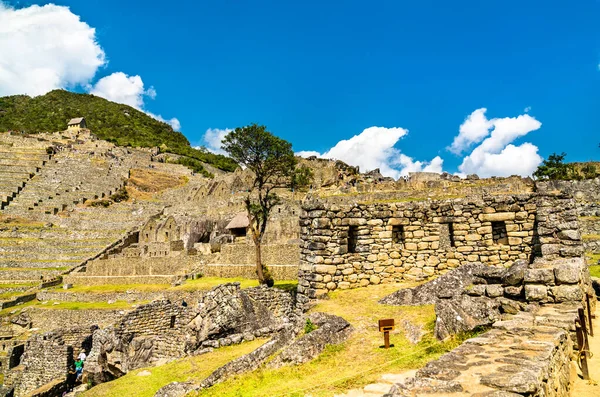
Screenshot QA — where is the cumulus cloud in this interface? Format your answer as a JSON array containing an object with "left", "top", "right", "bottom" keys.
[
  {"left": 90, "top": 72, "right": 150, "bottom": 109},
  {"left": 454, "top": 109, "right": 543, "bottom": 177},
  {"left": 90, "top": 72, "right": 181, "bottom": 130},
  {"left": 199, "top": 128, "right": 233, "bottom": 155},
  {"left": 448, "top": 108, "right": 492, "bottom": 154},
  {"left": 296, "top": 126, "right": 444, "bottom": 179},
  {"left": 0, "top": 2, "right": 105, "bottom": 96}
]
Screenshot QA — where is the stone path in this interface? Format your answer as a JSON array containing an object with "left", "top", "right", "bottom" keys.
[
  {"left": 572, "top": 307, "right": 600, "bottom": 396},
  {"left": 334, "top": 370, "right": 416, "bottom": 397}
]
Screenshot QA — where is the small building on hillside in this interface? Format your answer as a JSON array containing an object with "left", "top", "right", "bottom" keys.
[
  {"left": 67, "top": 117, "right": 87, "bottom": 132},
  {"left": 226, "top": 212, "right": 249, "bottom": 240}
]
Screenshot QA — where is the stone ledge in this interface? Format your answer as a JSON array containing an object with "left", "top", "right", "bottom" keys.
[{"left": 386, "top": 304, "right": 578, "bottom": 397}]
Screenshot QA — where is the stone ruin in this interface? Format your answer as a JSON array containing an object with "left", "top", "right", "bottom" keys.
[{"left": 297, "top": 191, "right": 584, "bottom": 307}]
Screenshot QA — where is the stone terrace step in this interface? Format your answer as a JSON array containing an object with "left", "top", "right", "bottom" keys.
[
  {"left": 0, "top": 158, "right": 46, "bottom": 166},
  {"left": 0, "top": 164, "right": 41, "bottom": 173}
]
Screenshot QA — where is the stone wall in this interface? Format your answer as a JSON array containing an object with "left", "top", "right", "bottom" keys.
[
  {"left": 13, "top": 334, "right": 72, "bottom": 397},
  {"left": 26, "top": 308, "right": 125, "bottom": 332},
  {"left": 297, "top": 193, "right": 585, "bottom": 306},
  {"left": 219, "top": 243, "right": 300, "bottom": 266}
]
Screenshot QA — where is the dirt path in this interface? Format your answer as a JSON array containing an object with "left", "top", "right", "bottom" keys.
[{"left": 572, "top": 307, "right": 600, "bottom": 396}]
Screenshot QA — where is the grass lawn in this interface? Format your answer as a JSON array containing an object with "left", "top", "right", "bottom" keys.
[
  {"left": 55, "top": 277, "right": 298, "bottom": 294},
  {"left": 194, "top": 284, "right": 469, "bottom": 397},
  {"left": 82, "top": 338, "right": 267, "bottom": 397},
  {"left": 586, "top": 253, "right": 600, "bottom": 278}
]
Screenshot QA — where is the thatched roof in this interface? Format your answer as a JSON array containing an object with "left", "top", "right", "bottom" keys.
[
  {"left": 225, "top": 212, "right": 249, "bottom": 229},
  {"left": 68, "top": 117, "right": 85, "bottom": 125}
]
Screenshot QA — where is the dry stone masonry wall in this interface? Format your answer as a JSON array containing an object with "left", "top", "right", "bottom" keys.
[{"left": 297, "top": 193, "right": 585, "bottom": 308}]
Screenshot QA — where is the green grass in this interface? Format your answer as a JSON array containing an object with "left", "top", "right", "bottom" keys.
[
  {"left": 55, "top": 277, "right": 298, "bottom": 294},
  {"left": 82, "top": 339, "right": 267, "bottom": 397},
  {"left": 194, "top": 284, "right": 467, "bottom": 397},
  {"left": 590, "top": 266, "right": 600, "bottom": 278}
]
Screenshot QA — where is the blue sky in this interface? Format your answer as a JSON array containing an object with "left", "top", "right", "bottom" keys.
[{"left": 1, "top": 0, "right": 599, "bottom": 177}]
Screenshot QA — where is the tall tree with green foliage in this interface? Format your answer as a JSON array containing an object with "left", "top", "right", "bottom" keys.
[
  {"left": 533, "top": 152, "right": 572, "bottom": 180},
  {"left": 222, "top": 124, "right": 312, "bottom": 285}
]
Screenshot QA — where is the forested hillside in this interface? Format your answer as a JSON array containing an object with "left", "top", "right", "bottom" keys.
[{"left": 0, "top": 90, "right": 237, "bottom": 175}]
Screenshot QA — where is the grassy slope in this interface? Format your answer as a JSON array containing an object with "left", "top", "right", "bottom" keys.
[
  {"left": 83, "top": 339, "right": 267, "bottom": 397},
  {"left": 51, "top": 277, "right": 298, "bottom": 294},
  {"left": 0, "top": 90, "right": 237, "bottom": 173},
  {"left": 195, "top": 284, "right": 467, "bottom": 397}
]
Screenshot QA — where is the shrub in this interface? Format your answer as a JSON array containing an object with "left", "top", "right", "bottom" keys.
[
  {"left": 110, "top": 187, "right": 129, "bottom": 203},
  {"left": 90, "top": 199, "right": 111, "bottom": 208},
  {"left": 304, "top": 318, "right": 317, "bottom": 334}
]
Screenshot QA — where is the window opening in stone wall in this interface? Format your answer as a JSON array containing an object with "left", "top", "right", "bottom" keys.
[
  {"left": 492, "top": 221, "right": 508, "bottom": 245},
  {"left": 170, "top": 315, "right": 176, "bottom": 328},
  {"left": 439, "top": 223, "right": 455, "bottom": 249},
  {"left": 348, "top": 226, "right": 358, "bottom": 253},
  {"left": 392, "top": 225, "right": 404, "bottom": 244},
  {"left": 448, "top": 223, "right": 455, "bottom": 247}
]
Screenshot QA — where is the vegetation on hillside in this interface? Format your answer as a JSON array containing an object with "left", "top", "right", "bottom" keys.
[
  {"left": 534, "top": 152, "right": 599, "bottom": 180},
  {"left": 0, "top": 90, "right": 238, "bottom": 175}
]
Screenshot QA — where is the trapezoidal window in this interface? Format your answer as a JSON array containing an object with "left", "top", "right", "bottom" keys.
[
  {"left": 392, "top": 225, "right": 404, "bottom": 244},
  {"left": 492, "top": 221, "right": 508, "bottom": 245},
  {"left": 170, "top": 315, "right": 176, "bottom": 328},
  {"left": 348, "top": 226, "right": 358, "bottom": 253}
]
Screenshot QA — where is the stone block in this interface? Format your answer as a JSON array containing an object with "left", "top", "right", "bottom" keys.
[
  {"left": 404, "top": 243, "right": 417, "bottom": 250},
  {"left": 370, "top": 275, "right": 381, "bottom": 284},
  {"left": 504, "top": 285, "right": 523, "bottom": 297},
  {"left": 486, "top": 284, "right": 504, "bottom": 298},
  {"left": 314, "top": 265, "right": 337, "bottom": 274},
  {"left": 508, "top": 237, "right": 522, "bottom": 245},
  {"left": 551, "top": 285, "right": 583, "bottom": 302},
  {"left": 554, "top": 263, "right": 581, "bottom": 284},
  {"left": 479, "top": 212, "right": 516, "bottom": 222},
  {"left": 525, "top": 284, "right": 547, "bottom": 301},
  {"left": 524, "top": 268, "right": 554, "bottom": 284}
]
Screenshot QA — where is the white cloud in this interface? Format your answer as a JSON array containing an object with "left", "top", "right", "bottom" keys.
[
  {"left": 524, "top": 106, "right": 531, "bottom": 113},
  {"left": 201, "top": 128, "right": 232, "bottom": 155},
  {"left": 296, "top": 150, "right": 322, "bottom": 158},
  {"left": 455, "top": 109, "right": 543, "bottom": 177},
  {"left": 296, "top": 126, "right": 444, "bottom": 179},
  {"left": 90, "top": 72, "right": 181, "bottom": 130},
  {"left": 448, "top": 108, "right": 492, "bottom": 154},
  {"left": 90, "top": 72, "right": 149, "bottom": 109},
  {"left": 0, "top": 2, "right": 105, "bottom": 96}
]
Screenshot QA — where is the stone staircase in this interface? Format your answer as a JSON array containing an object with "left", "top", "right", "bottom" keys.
[{"left": 334, "top": 371, "right": 416, "bottom": 397}]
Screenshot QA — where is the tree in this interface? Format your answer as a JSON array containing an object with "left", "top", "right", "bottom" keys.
[
  {"left": 222, "top": 124, "right": 312, "bottom": 285},
  {"left": 533, "top": 152, "right": 571, "bottom": 180}
]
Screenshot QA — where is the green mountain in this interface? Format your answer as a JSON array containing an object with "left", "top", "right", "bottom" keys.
[{"left": 0, "top": 90, "right": 237, "bottom": 176}]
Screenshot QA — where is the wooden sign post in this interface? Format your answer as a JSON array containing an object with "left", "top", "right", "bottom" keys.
[{"left": 379, "top": 319, "right": 395, "bottom": 349}]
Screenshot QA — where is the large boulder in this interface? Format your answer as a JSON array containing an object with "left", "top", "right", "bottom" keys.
[
  {"left": 434, "top": 295, "right": 501, "bottom": 340},
  {"left": 380, "top": 263, "right": 483, "bottom": 306},
  {"left": 268, "top": 313, "right": 352, "bottom": 368}
]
